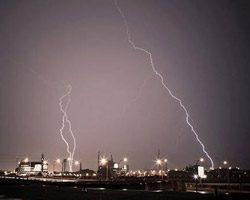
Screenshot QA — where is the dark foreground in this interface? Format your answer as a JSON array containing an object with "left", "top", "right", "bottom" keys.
[{"left": 1, "top": 183, "right": 250, "bottom": 200}]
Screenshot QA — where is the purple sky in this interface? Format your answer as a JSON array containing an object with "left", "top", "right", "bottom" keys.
[{"left": 0, "top": 0, "right": 250, "bottom": 171}]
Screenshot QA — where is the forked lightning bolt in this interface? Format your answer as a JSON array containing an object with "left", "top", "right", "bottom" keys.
[
  {"left": 114, "top": 0, "right": 214, "bottom": 169},
  {"left": 59, "top": 84, "right": 76, "bottom": 172}
]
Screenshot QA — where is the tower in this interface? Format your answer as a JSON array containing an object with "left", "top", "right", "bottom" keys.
[{"left": 41, "top": 153, "right": 45, "bottom": 172}]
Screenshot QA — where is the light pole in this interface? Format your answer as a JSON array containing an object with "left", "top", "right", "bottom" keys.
[
  {"left": 156, "top": 159, "right": 163, "bottom": 180},
  {"left": 100, "top": 158, "right": 108, "bottom": 181},
  {"left": 74, "top": 160, "right": 81, "bottom": 172},
  {"left": 156, "top": 158, "right": 168, "bottom": 180},
  {"left": 118, "top": 157, "right": 128, "bottom": 175},
  {"left": 196, "top": 157, "right": 204, "bottom": 166},
  {"left": 223, "top": 160, "right": 230, "bottom": 186}
]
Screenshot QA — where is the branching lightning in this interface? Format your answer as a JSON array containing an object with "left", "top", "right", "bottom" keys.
[
  {"left": 114, "top": 0, "right": 214, "bottom": 168},
  {"left": 59, "top": 84, "right": 76, "bottom": 172}
]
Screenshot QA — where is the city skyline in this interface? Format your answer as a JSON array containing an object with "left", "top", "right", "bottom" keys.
[{"left": 1, "top": 0, "right": 250, "bottom": 171}]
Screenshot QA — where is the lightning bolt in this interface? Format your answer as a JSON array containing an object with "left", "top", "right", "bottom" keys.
[
  {"left": 114, "top": 0, "right": 214, "bottom": 169},
  {"left": 59, "top": 84, "right": 77, "bottom": 172}
]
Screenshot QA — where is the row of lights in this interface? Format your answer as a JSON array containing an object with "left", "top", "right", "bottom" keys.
[
  {"left": 197, "top": 157, "right": 236, "bottom": 169},
  {"left": 55, "top": 158, "right": 80, "bottom": 166},
  {"left": 100, "top": 157, "right": 128, "bottom": 166},
  {"left": 22, "top": 156, "right": 237, "bottom": 171},
  {"left": 156, "top": 158, "right": 168, "bottom": 165},
  {"left": 21, "top": 157, "right": 80, "bottom": 167}
]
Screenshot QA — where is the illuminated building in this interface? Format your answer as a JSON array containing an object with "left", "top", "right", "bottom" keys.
[{"left": 16, "top": 153, "right": 48, "bottom": 175}]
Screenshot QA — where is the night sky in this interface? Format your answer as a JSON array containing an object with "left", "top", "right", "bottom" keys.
[{"left": 0, "top": 0, "right": 250, "bottom": 171}]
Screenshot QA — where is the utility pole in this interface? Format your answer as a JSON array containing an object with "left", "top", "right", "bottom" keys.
[{"left": 97, "top": 151, "right": 100, "bottom": 170}]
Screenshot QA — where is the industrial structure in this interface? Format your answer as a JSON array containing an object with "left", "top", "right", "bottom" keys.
[
  {"left": 16, "top": 153, "right": 48, "bottom": 175},
  {"left": 97, "top": 151, "right": 129, "bottom": 180}
]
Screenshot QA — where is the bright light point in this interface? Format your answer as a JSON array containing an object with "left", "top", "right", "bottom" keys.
[
  {"left": 194, "top": 174, "right": 198, "bottom": 179},
  {"left": 202, "top": 175, "right": 207, "bottom": 179},
  {"left": 164, "top": 159, "right": 168, "bottom": 163},
  {"left": 114, "top": 163, "right": 119, "bottom": 169},
  {"left": 223, "top": 161, "right": 228, "bottom": 165},
  {"left": 200, "top": 158, "right": 204, "bottom": 162},
  {"left": 56, "top": 159, "right": 61, "bottom": 163},
  {"left": 123, "top": 157, "right": 128, "bottom": 162},
  {"left": 100, "top": 158, "right": 107, "bottom": 165},
  {"left": 23, "top": 158, "right": 29, "bottom": 163},
  {"left": 229, "top": 166, "right": 232, "bottom": 170},
  {"left": 74, "top": 161, "right": 79, "bottom": 165},
  {"left": 67, "top": 157, "right": 71, "bottom": 161},
  {"left": 156, "top": 159, "right": 162, "bottom": 165}
]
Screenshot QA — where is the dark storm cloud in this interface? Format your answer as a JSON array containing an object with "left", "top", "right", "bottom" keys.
[{"left": 0, "top": 0, "right": 250, "bottom": 170}]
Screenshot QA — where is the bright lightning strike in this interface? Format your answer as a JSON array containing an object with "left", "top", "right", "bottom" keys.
[
  {"left": 114, "top": 0, "right": 214, "bottom": 169},
  {"left": 59, "top": 84, "right": 77, "bottom": 172}
]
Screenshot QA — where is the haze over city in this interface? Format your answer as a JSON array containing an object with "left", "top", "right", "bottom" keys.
[{"left": 0, "top": 0, "right": 250, "bottom": 171}]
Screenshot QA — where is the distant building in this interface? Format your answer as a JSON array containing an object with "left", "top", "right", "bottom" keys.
[
  {"left": 97, "top": 152, "right": 129, "bottom": 180},
  {"left": 16, "top": 153, "right": 48, "bottom": 175},
  {"left": 97, "top": 157, "right": 114, "bottom": 180}
]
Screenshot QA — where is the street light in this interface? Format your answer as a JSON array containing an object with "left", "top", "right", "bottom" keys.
[
  {"left": 223, "top": 160, "right": 230, "bottom": 185},
  {"left": 194, "top": 174, "right": 198, "bottom": 192},
  {"left": 100, "top": 158, "right": 108, "bottom": 181},
  {"left": 156, "top": 159, "right": 166, "bottom": 180},
  {"left": 117, "top": 157, "right": 128, "bottom": 176},
  {"left": 156, "top": 159, "right": 162, "bottom": 165},
  {"left": 100, "top": 158, "right": 107, "bottom": 165},
  {"left": 196, "top": 157, "right": 204, "bottom": 166},
  {"left": 195, "top": 158, "right": 204, "bottom": 175},
  {"left": 74, "top": 160, "right": 79, "bottom": 165},
  {"left": 74, "top": 160, "right": 81, "bottom": 172}
]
